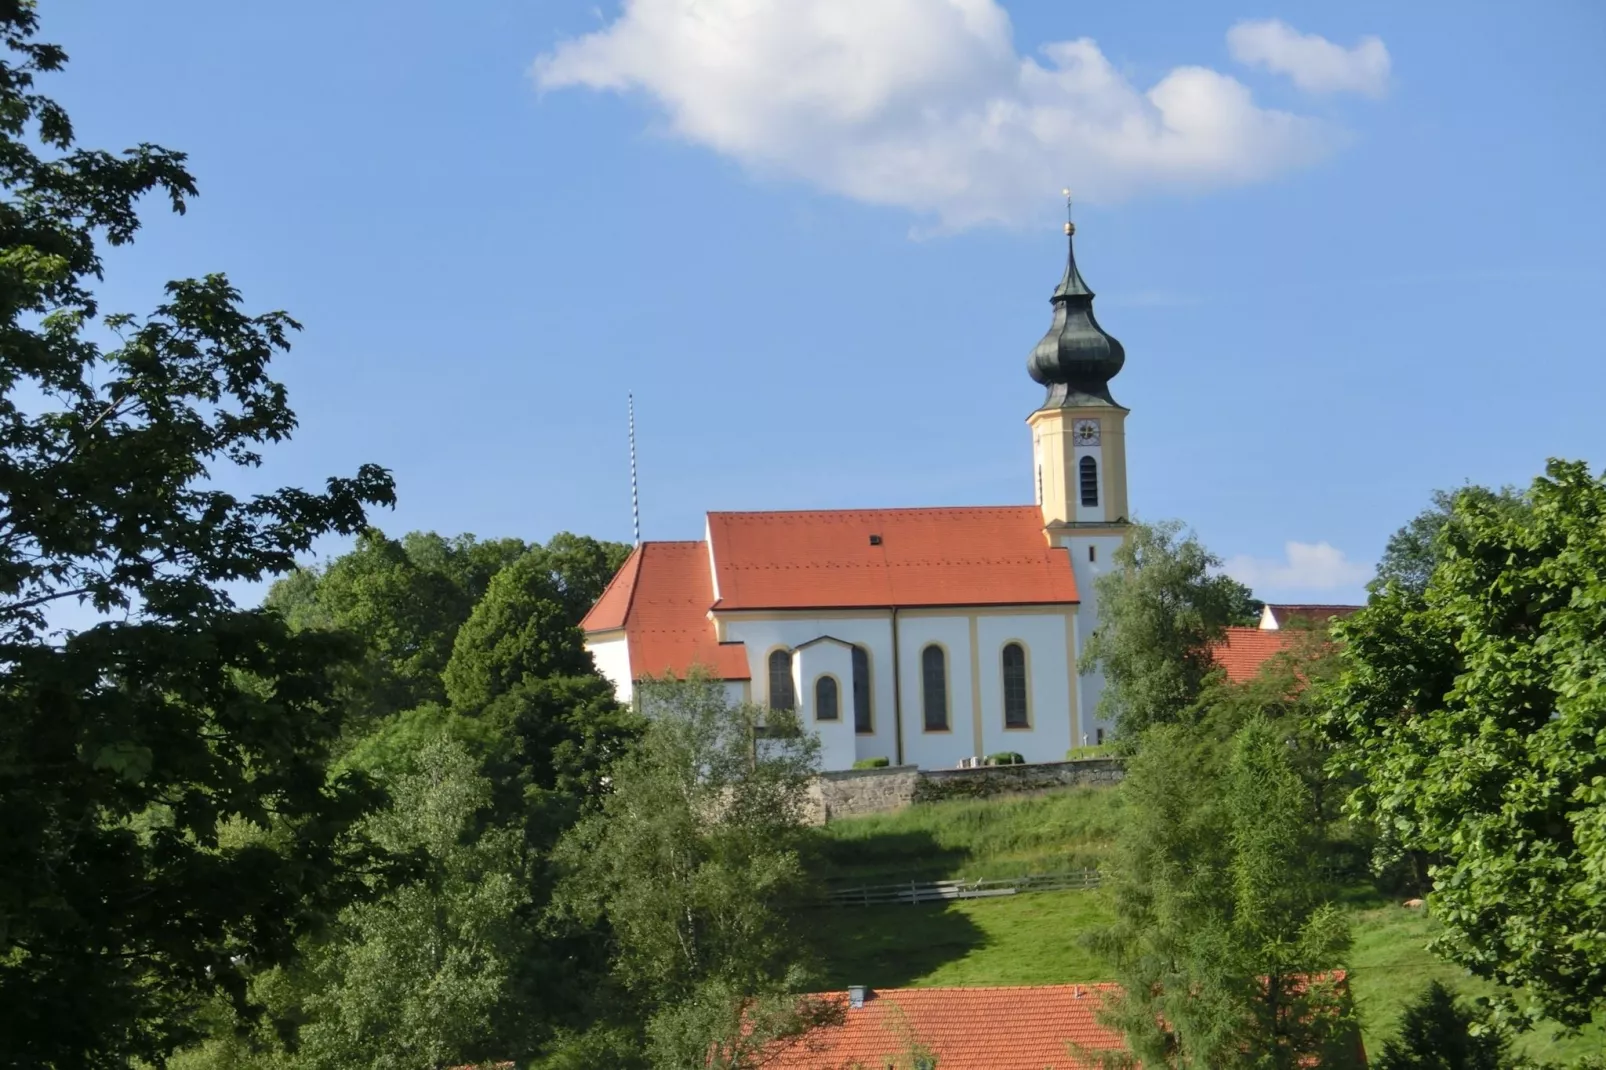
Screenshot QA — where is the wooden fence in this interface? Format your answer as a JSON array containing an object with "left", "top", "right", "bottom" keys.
[{"left": 824, "top": 868, "right": 1100, "bottom": 907}]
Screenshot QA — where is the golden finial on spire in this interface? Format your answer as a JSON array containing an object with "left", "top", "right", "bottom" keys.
[{"left": 1062, "top": 188, "right": 1075, "bottom": 236}]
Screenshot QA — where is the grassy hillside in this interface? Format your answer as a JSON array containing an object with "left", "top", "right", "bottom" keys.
[
  {"left": 817, "top": 785, "right": 1124, "bottom": 885},
  {"left": 811, "top": 787, "right": 1603, "bottom": 1063}
]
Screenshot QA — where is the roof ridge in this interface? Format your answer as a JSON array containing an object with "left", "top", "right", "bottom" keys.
[{"left": 707, "top": 504, "right": 1040, "bottom": 519}]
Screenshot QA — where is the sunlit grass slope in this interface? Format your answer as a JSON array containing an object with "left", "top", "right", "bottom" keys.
[{"left": 813, "top": 787, "right": 1603, "bottom": 1063}]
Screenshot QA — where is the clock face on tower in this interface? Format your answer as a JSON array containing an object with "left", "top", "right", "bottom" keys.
[{"left": 1073, "top": 419, "right": 1101, "bottom": 446}]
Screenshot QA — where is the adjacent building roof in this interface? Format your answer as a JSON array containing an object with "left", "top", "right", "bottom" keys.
[
  {"left": 579, "top": 541, "right": 750, "bottom": 681},
  {"left": 706, "top": 506, "right": 1079, "bottom": 611},
  {"left": 1259, "top": 604, "right": 1362, "bottom": 630},
  {"left": 1212, "top": 626, "right": 1297, "bottom": 683},
  {"left": 759, "top": 985, "right": 1124, "bottom": 1070}
]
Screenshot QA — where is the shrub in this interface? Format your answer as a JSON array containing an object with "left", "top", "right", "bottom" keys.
[
  {"left": 1373, "top": 981, "right": 1506, "bottom": 1070},
  {"left": 985, "top": 752, "right": 1025, "bottom": 766},
  {"left": 852, "top": 757, "right": 890, "bottom": 769},
  {"left": 1065, "top": 745, "right": 1111, "bottom": 760}
]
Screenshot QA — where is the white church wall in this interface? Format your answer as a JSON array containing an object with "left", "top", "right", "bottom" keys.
[
  {"left": 795, "top": 641, "right": 857, "bottom": 772},
  {"left": 585, "top": 634, "right": 633, "bottom": 704},
  {"left": 721, "top": 608, "right": 1082, "bottom": 771},
  {"left": 721, "top": 614, "right": 899, "bottom": 770},
  {"left": 974, "top": 613, "right": 1075, "bottom": 763},
  {"left": 895, "top": 614, "right": 976, "bottom": 770}
]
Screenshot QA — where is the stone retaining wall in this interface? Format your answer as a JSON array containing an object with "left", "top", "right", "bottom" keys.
[{"left": 804, "top": 758, "right": 1122, "bottom": 824}]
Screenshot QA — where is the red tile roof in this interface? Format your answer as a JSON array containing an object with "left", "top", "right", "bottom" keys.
[
  {"left": 760, "top": 985, "right": 1124, "bottom": 1070},
  {"left": 579, "top": 544, "right": 642, "bottom": 633},
  {"left": 1263, "top": 604, "right": 1362, "bottom": 629},
  {"left": 706, "top": 506, "right": 1078, "bottom": 611},
  {"left": 1212, "top": 626, "right": 1296, "bottom": 683},
  {"left": 581, "top": 541, "right": 750, "bottom": 681}
]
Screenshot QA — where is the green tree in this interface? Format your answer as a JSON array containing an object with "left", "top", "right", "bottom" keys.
[
  {"left": 443, "top": 537, "right": 628, "bottom": 714},
  {"left": 546, "top": 673, "right": 835, "bottom": 1069},
  {"left": 268, "top": 530, "right": 474, "bottom": 724},
  {"left": 1373, "top": 982, "right": 1508, "bottom": 1070},
  {"left": 264, "top": 530, "right": 536, "bottom": 729},
  {"left": 1325, "top": 460, "right": 1606, "bottom": 1027},
  {"left": 0, "top": 5, "right": 396, "bottom": 1063},
  {"left": 1082, "top": 520, "right": 1260, "bottom": 739},
  {"left": 1093, "top": 716, "right": 1353, "bottom": 1069},
  {"left": 1373, "top": 486, "right": 1524, "bottom": 595},
  {"left": 290, "top": 739, "right": 533, "bottom": 1070}
]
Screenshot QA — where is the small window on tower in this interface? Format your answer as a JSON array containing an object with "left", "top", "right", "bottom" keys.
[
  {"left": 1079, "top": 456, "right": 1099, "bottom": 507},
  {"left": 1089, "top": 545, "right": 1097, "bottom": 563},
  {"left": 1096, "top": 727, "right": 1106, "bottom": 746}
]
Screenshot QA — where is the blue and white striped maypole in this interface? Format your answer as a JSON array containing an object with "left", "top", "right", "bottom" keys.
[{"left": 628, "top": 393, "right": 640, "bottom": 547}]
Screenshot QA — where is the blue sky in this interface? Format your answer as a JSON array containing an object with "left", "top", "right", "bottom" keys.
[{"left": 47, "top": 1, "right": 1606, "bottom": 605}]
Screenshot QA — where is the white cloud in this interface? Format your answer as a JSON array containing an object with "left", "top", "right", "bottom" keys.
[
  {"left": 533, "top": 1, "right": 1375, "bottom": 230},
  {"left": 1221, "top": 541, "right": 1372, "bottom": 594},
  {"left": 1227, "top": 19, "right": 1390, "bottom": 98}
]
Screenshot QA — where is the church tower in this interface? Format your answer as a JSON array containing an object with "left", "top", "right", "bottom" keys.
[{"left": 1026, "top": 204, "right": 1129, "bottom": 745}]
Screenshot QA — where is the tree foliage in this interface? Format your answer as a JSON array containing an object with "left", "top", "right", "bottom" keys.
[
  {"left": 1325, "top": 460, "right": 1606, "bottom": 1027},
  {"left": 0, "top": 5, "right": 397, "bottom": 1063},
  {"left": 1372, "top": 982, "right": 1508, "bottom": 1070},
  {"left": 1082, "top": 520, "right": 1260, "bottom": 739},
  {"left": 547, "top": 673, "right": 835, "bottom": 1069},
  {"left": 1373, "top": 486, "right": 1524, "bottom": 596},
  {"left": 1092, "top": 714, "right": 1354, "bottom": 1069},
  {"left": 290, "top": 739, "right": 532, "bottom": 1070}
]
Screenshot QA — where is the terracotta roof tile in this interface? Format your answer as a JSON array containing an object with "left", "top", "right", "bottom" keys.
[
  {"left": 1212, "top": 626, "right": 1296, "bottom": 683},
  {"left": 579, "top": 545, "right": 642, "bottom": 633},
  {"left": 706, "top": 506, "right": 1078, "bottom": 611},
  {"left": 584, "top": 541, "right": 750, "bottom": 681},
  {"left": 761, "top": 985, "right": 1124, "bottom": 1070}
]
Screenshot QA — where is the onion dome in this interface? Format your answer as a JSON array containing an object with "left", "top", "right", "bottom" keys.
[{"left": 1027, "top": 217, "right": 1125, "bottom": 408}]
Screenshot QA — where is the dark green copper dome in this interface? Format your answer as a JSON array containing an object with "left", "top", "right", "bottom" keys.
[{"left": 1027, "top": 222, "right": 1125, "bottom": 408}]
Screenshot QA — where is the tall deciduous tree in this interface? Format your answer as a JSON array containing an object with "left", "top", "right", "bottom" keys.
[
  {"left": 1092, "top": 716, "right": 1354, "bottom": 1069},
  {"left": 1372, "top": 486, "right": 1524, "bottom": 596},
  {"left": 291, "top": 739, "right": 533, "bottom": 1070},
  {"left": 0, "top": 5, "right": 395, "bottom": 1063},
  {"left": 546, "top": 674, "right": 835, "bottom": 1069},
  {"left": 1326, "top": 460, "right": 1606, "bottom": 1027},
  {"left": 1082, "top": 520, "right": 1260, "bottom": 739}
]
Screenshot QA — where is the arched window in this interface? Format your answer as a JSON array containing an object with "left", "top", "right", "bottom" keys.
[
  {"left": 1079, "top": 455, "right": 1099, "bottom": 507},
  {"left": 768, "top": 649, "right": 795, "bottom": 712},
  {"left": 1002, "top": 642, "right": 1029, "bottom": 728},
  {"left": 815, "top": 676, "right": 839, "bottom": 721},
  {"left": 851, "top": 645, "right": 872, "bottom": 734},
  {"left": 921, "top": 645, "right": 948, "bottom": 731}
]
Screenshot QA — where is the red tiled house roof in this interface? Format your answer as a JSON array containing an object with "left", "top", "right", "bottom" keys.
[
  {"left": 582, "top": 507, "right": 1079, "bottom": 681},
  {"left": 760, "top": 985, "right": 1124, "bottom": 1070},
  {"left": 706, "top": 506, "right": 1078, "bottom": 611},
  {"left": 1212, "top": 626, "right": 1296, "bottom": 683}
]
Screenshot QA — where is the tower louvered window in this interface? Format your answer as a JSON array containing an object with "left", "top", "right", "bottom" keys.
[
  {"left": 815, "top": 676, "right": 839, "bottom": 721},
  {"left": 852, "top": 645, "right": 872, "bottom": 733},
  {"left": 1002, "top": 642, "right": 1029, "bottom": 728},
  {"left": 1079, "top": 455, "right": 1099, "bottom": 507},
  {"left": 768, "top": 649, "right": 795, "bottom": 712},
  {"left": 922, "top": 645, "right": 948, "bottom": 731}
]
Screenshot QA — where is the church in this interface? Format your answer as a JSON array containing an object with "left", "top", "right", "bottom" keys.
[{"left": 581, "top": 217, "right": 1131, "bottom": 772}]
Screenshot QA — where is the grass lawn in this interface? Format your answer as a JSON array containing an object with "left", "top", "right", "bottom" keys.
[
  {"left": 1346, "top": 901, "right": 1604, "bottom": 1064},
  {"left": 818, "top": 785, "right": 1124, "bottom": 884},
  {"left": 813, "top": 888, "right": 1114, "bottom": 990},
  {"left": 814, "top": 787, "right": 1604, "bottom": 1062}
]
